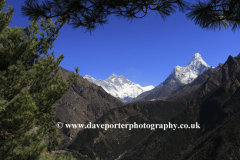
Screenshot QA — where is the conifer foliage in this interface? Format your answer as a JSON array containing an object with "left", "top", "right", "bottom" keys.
[
  {"left": 22, "top": 0, "right": 240, "bottom": 32},
  {"left": 0, "top": 0, "right": 79, "bottom": 159},
  {"left": 21, "top": 0, "right": 190, "bottom": 33},
  {"left": 187, "top": 0, "right": 240, "bottom": 31}
]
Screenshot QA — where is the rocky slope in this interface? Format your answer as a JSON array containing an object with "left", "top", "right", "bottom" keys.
[
  {"left": 132, "top": 53, "right": 213, "bottom": 102},
  {"left": 53, "top": 67, "right": 125, "bottom": 147},
  {"left": 84, "top": 74, "right": 154, "bottom": 103}
]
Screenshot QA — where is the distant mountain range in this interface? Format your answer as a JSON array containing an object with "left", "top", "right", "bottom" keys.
[
  {"left": 84, "top": 53, "right": 214, "bottom": 104},
  {"left": 132, "top": 53, "right": 215, "bottom": 102},
  {"left": 66, "top": 54, "right": 240, "bottom": 160},
  {"left": 83, "top": 74, "right": 154, "bottom": 103}
]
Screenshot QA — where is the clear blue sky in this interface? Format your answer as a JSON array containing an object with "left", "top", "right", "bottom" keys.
[{"left": 4, "top": 0, "right": 240, "bottom": 87}]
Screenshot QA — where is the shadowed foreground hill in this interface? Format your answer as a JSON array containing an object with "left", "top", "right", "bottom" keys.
[
  {"left": 67, "top": 100, "right": 187, "bottom": 160},
  {"left": 54, "top": 67, "right": 124, "bottom": 147},
  {"left": 122, "top": 67, "right": 240, "bottom": 160}
]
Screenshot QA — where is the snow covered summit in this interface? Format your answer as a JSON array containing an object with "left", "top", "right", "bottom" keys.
[
  {"left": 173, "top": 53, "right": 212, "bottom": 84},
  {"left": 83, "top": 74, "right": 154, "bottom": 103}
]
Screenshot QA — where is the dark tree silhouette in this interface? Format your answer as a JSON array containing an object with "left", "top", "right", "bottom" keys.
[
  {"left": 0, "top": 0, "right": 79, "bottom": 159},
  {"left": 21, "top": 0, "right": 190, "bottom": 33},
  {"left": 187, "top": 0, "right": 240, "bottom": 31}
]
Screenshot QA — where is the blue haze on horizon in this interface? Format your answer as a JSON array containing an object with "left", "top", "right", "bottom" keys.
[{"left": 4, "top": 0, "right": 240, "bottom": 87}]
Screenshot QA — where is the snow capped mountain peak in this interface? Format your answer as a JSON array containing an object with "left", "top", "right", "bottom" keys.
[
  {"left": 171, "top": 53, "right": 212, "bottom": 84},
  {"left": 83, "top": 75, "right": 97, "bottom": 83},
  {"left": 189, "top": 53, "right": 202, "bottom": 62},
  {"left": 110, "top": 74, "right": 116, "bottom": 77},
  {"left": 109, "top": 74, "right": 124, "bottom": 78},
  {"left": 84, "top": 75, "right": 92, "bottom": 78},
  {"left": 132, "top": 53, "right": 220, "bottom": 103},
  {"left": 106, "top": 74, "right": 129, "bottom": 85},
  {"left": 187, "top": 53, "right": 209, "bottom": 67},
  {"left": 84, "top": 74, "right": 154, "bottom": 103}
]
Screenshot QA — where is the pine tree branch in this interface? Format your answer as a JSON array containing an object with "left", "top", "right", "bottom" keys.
[{"left": 21, "top": 0, "right": 190, "bottom": 33}]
